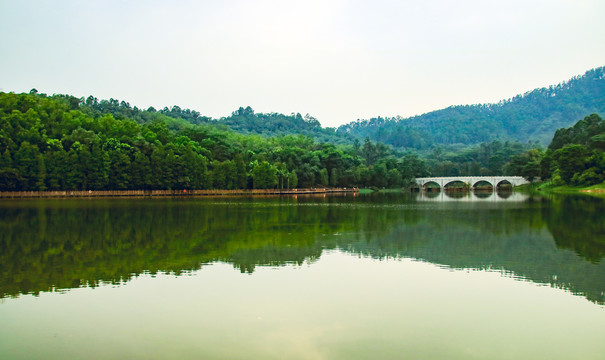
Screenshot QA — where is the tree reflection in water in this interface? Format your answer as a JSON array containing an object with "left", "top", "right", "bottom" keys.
[{"left": 0, "top": 193, "right": 604, "bottom": 303}]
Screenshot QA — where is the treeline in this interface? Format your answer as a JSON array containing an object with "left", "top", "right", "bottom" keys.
[
  {"left": 338, "top": 66, "right": 605, "bottom": 148},
  {"left": 0, "top": 92, "right": 428, "bottom": 191},
  {"left": 78, "top": 95, "right": 352, "bottom": 144},
  {"left": 424, "top": 140, "right": 536, "bottom": 176},
  {"left": 507, "top": 113, "right": 605, "bottom": 186}
]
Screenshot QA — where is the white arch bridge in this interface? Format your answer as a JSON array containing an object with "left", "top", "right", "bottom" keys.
[{"left": 415, "top": 176, "right": 529, "bottom": 190}]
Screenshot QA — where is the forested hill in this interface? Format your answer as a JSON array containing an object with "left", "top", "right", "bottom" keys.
[
  {"left": 0, "top": 91, "right": 430, "bottom": 192},
  {"left": 338, "top": 66, "right": 605, "bottom": 149},
  {"left": 79, "top": 98, "right": 354, "bottom": 145}
]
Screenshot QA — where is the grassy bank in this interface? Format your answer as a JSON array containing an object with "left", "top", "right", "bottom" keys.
[{"left": 516, "top": 181, "right": 605, "bottom": 197}]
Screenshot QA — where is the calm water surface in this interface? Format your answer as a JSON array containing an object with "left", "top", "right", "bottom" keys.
[{"left": 1, "top": 192, "right": 604, "bottom": 359}]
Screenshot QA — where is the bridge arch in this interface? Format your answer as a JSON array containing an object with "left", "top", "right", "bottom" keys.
[
  {"left": 422, "top": 181, "right": 442, "bottom": 191},
  {"left": 496, "top": 179, "right": 513, "bottom": 189},
  {"left": 443, "top": 180, "right": 469, "bottom": 190},
  {"left": 471, "top": 179, "right": 494, "bottom": 189}
]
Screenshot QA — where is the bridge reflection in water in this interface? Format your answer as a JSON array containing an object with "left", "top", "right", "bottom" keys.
[{"left": 415, "top": 190, "right": 529, "bottom": 202}]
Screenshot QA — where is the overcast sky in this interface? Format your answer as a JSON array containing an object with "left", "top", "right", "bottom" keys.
[{"left": 1, "top": 0, "right": 604, "bottom": 127}]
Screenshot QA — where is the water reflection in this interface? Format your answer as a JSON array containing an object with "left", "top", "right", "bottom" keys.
[
  {"left": 0, "top": 193, "right": 604, "bottom": 304},
  {"left": 415, "top": 190, "right": 529, "bottom": 202}
]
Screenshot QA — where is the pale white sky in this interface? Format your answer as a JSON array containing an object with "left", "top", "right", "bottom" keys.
[{"left": 1, "top": 0, "right": 604, "bottom": 127}]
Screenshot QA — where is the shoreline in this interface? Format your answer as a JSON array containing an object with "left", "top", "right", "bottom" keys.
[
  {"left": 0, "top": 188, "right": 358, "bottom": 199},
  {"left": 515, "top": 181, "right": 605, "bottom": 197}
]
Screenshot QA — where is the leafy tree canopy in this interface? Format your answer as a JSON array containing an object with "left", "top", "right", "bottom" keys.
[{"left": 0, "top": 92, "right": 428, "bottom": 191}]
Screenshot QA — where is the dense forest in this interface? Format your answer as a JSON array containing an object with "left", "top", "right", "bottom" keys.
[
  {"left": 0, "top": 91, "right": 429, "bottom": 191},
  {"left": 507, "top": 113, "right": 605, "bottom": 186},
  {"left": 71, "top": 94, "right": 543, "bottom": 178},
  {"left": 338, "top": 66, "right": 605, "bottom": 149}
]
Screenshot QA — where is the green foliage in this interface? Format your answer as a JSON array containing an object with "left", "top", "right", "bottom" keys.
[
  {"left": 505, "top": 148, "right": 543, "bottom": 181},
  {"left": 289, "top": 171, "right": 298, "bottom": 189},
  {"left": 0, "top": 92, "right": 431, "bottom": 191},
  {"left": 539, "top": 114, "right": 605, "bottom": 186},
  {"left": 504, "top": 113, "right": 605, "bottom": 186},
  {"left": 81, "top": 98, "right": 356, "bottom": 145},
  {"left": 553, "top": 145, "right": 590, "bottom": 184},
  {"left": 250, "top": 161, "right": 278, "bottom": 189},
  {"left": 426, "top": 140, "right": 529, "bottom": 176},
  {"left": 339, "top": 66, "right": 605, "bottom": 149},
  {"left": 549, "top": 113, "right": 605, "bottom": 151}
]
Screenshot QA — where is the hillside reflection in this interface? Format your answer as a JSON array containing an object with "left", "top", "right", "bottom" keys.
[{"left": 1, "top": 193, "right": 604, "bottom": 303}]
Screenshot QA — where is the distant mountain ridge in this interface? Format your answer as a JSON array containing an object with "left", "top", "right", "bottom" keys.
[
  {"left": 20, "top": 66, "right": 605, "bottom": 150},
  {"left": 337, "top": 66, "right": 605, "bottom": 149}
]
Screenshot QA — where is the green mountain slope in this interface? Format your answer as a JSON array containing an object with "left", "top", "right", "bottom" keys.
[
  {"left": 35, "top": 66, "right": 605, "bottom": 151},
  {"left": 338, "top": 66, "right": 605, "bottom": 149}
]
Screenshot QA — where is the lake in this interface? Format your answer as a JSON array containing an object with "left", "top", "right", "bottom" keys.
[{"left": 1, "top": 192, "right": 604, "bottom": 359}]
